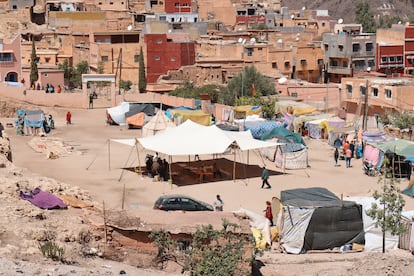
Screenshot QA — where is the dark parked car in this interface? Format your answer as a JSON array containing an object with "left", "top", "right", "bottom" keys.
[{"left": 154, "top": 194, "right": 214, "bottom": 211}]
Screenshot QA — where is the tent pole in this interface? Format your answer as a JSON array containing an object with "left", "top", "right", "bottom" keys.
[
  {"left": 86, "top": 139, "right": 108, "bottom": 170},
  {"left": 121, "top": 182, "right": 126, "bottom": 210},
  {"left": 135, "top": 139, "right": 141, "bottom": 176},
  {"left": 233, "top": 145, "right": 236, "bottom": 181},
  {"left": 169, "top": 155, "right": 173, "bottom": 188},
  {"left": 108, "top": 139, "right": 111, "bottom": 170},
  {"left": 118, "top": 144, "right": 135, "bottom": 182}
]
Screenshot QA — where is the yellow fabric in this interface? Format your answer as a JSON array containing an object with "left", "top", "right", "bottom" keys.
[
  {"left": 234, "top": 105, "right": 262, "bottom": 119},
  {"left": 270, "top": 226, "right": 279, "bottom": 241},
  {"left": 170, "top": 110, "right": 210, "bottom": 126},
  {"left": 126, "top": 112, "right": 145, "bottom": 127},
  {"left": 251, "top": 227, "right": 267, "bottom": 249}
]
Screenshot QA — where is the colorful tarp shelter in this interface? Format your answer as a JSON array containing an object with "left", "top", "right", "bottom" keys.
[
  {"left": 234, "top": 105, "right": 262, "bottom": 119},
  {"left": 168, "top": 109, "right": 211, "bottom": 126}
]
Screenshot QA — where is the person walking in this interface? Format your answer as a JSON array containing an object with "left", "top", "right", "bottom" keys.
[
  {"left": 261, "top": 166, "right": 271, "bottom": 189},
  {"left": 334, "top": 147, "right": 339, "bottom": 166},
  {"left": 89, "top": 93, "right": 94, "bottom": 109},
  {"left": 213, "top": 194, "right": 224, "bottom": 211},
  {"left": 264, "top": 201, "right": 274, "bottom": 226},
  {"left": 345, "top": 147, "right": 352, "bottom": 168},
  {"left": 66, "top": 111, "right": 72, "bottom": 125}
]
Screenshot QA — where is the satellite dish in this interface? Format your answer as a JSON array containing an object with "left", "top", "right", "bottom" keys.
[
  {"left": 238, "top": 37, "right": 243, "bottom": 43},
  {"left": 367, "top": 67, "right": 371, "bottom": 72},
  {"left": 277, "top": 39, "right": 283, "bottom": 43},
  {"left": 127, "top": 25, "right": 132, "bottom": 31},
  {"left": 338, "top": 18, "right": 343, "bottom": 24},
  {"left": 278, "top": 77, "right": 287, "bottom": 84},
  {"left": 398, "top": 21, "right": 402, "bottom": 24},
  {"left": 291, "top": 14, "right": 295, "bottom": 19},
  {"left": 302, "top": 6, "right": 306, "bottom": 10},
  {"left": 250, "top": 38, "right": 256, "bottom": 43},
  {"left": 168, "top": 29, "right": 172, "bottom": 33}
]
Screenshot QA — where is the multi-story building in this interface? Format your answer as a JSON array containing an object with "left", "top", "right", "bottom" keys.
[
  {"left": 0, "top": 35, "right": 22, "bottom": 82},
  {"left": 322, "top": 24, "right": 376, "bottom": 83},
  {"left": 340, "top": 76, "right": 414, "bottom": 117},
  {"left": 145, "top": 33, "right": 195, "bottom": 83},
  {"left": 376, "top": 24, "right": 405, "bottom": 76}
]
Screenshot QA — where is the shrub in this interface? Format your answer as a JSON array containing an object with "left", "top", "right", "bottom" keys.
[{"left": 39, "top": 241, "right": 65, "bottom": 262}]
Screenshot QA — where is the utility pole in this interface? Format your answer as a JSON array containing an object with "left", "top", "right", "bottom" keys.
[{"left": 362, "top": 68, "right": 371, "bottom": 130}]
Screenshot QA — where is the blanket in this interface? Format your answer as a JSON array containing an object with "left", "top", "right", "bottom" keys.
[{"left": 20, "top": 188, "right": 67, "bottom": 209}]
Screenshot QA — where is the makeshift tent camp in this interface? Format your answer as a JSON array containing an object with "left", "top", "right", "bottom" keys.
[
  {"left": 141, "top": 110, "right": 175, "bottom": 137},
  {"left": 234, "top": 105, "right": 262, "bottom": 119},
  {"left": 280, "top": 187, "right": 364, "bottom": 254},
  {"left": 106, "top": 102, "right": 155, "bottom": 126},
  {"left": 306, "top": 117, "right": 346, "bottom": 139}
]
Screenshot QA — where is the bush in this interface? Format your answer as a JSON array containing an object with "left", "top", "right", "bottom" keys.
[{"left": 39, "top": 241, "right": 65, "bottom": 261}]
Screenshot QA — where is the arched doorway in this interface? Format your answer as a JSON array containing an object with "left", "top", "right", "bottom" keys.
[{"left": 5, "top": 72, "right": 18, "bottom": 82}]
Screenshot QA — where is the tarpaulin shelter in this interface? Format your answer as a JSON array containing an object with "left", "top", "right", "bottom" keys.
[
  {"left": 274, "top": 143, "right": 308, "bottom": 170},
  {"left": 292, "top": 113, "right": 334, "bottom": 133},
  {"left": 141, "top": 110, "right": 175, "bottom": 137},
  {"left": 280, "top": 187, "right": 364, "bottom": 254},
  {"left": 168, "top": 109, "right": 211, "bottom": 126},
  {"left": 234, "top": 105, "right": 262, "bottom": 119},
  {"left": 126, "top": 112, "right": 146, "bottom": 129},
  {"left": 24, "top": 110, "right": 46, "bottom": 128},
  {"left": 242, "top": 120, "right": 287, "bottom": 139},
  {"left": 261, "top": 127, "right": 306, "bottom": 146},
  {"left": 106, "top": 102, "right": 155, "bottom": 126},
  {"left": 306, "top": 117, "right": 346, "bottom": 139},
  {"left": 274, "top": 100, "right": 318, "bottom": 116}
]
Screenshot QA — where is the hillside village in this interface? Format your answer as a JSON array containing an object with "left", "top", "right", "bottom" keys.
[{"left": 1, "top": 0, "right": 414, "bottom": 275}]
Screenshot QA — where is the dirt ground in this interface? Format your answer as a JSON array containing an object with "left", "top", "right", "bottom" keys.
[{"left": 1, "top": 97, "right": 414, "bottom": 275}]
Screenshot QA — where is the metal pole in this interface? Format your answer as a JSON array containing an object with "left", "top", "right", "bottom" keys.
[{"left": 363, "top": 79, "right": 369, "bottom": 131}]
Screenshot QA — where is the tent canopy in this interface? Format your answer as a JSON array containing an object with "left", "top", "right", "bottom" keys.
[
  {"left": 367, "top": 139, "right": 414, "bottom": 158},
  {"left": 142, "top": 110, "right": 175, "bottom": 137},
  {"left": 112, "top": 120, "right": 276, "bottom": 156},
  {"left": 261, "top": 127, "right": 306, "bottom": 146},
  {"left": 281, "top": 187, "right": 353, "bottom": 208},
  {"left": 169, "top": 109, "right": 210, "bottom": 126}
]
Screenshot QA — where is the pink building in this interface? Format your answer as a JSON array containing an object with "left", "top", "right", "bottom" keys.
[{"left": 0, "top": 35, "right": 22, "bottom": 82}]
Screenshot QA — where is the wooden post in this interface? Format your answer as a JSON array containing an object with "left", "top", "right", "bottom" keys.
[
  {"left": 103, "top": 201, "right": 108, "bottom": 243},
  {"left": 121, "top": 182, "right": 126, "bottom": 210},
  {"left": 169, "top": 155, "right": 173, "bottom": 188},
  {"left": 108, "top": 139, "right": 111, "bottom": 170},
  {"left": 233, "top": 145, "right": 236, "bottom": 181},
  {"left": 134, "top": 139, "right": 141, "bottom": 175}
]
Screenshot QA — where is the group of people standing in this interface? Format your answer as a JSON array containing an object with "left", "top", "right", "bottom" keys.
[
  {"left": 145, "top": 153, "right": 169, "bottom": 181},
  {"left": 333, "top": 137, "right": 357, "bottom": 168}
]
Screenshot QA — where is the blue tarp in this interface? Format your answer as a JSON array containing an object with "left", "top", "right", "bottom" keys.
[{"left": 244, "top": 121, "right": 286, "bottom": 139}]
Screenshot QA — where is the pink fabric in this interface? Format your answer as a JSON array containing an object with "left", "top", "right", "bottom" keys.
[{"left": 363, "top": 144, "right": 380, "bottom": 166}]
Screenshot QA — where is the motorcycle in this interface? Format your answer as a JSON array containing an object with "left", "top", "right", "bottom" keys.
[
  {"left": 48, "top": 114, "right": 55, "bottom": 129},
  {"left": 363, "top": 161, "right": 378, "bottom": 177}
]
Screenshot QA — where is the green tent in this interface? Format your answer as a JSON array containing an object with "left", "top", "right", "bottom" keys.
[
  {"left": 261, "top": 127, "right": 306, "bottom": 146},
  {"left": 367, "top": 139, "right": 414, "bottom": 157}
]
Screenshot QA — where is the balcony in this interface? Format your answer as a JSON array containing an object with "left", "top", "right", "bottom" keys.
[{"left": 327, "top": 66, "right": 352, "bottom": 75}]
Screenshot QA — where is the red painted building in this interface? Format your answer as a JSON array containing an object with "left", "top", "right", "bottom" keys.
[
  {"left": 376, "top": 44, "right": 404, "bottom": 75},
  {"left": 405, "top": 24, "right": 414, "bottom": 75},
  {"left": 145, "top": 34, "right": 195, "bottom": 83},
  {"left": 164, "top": 0, "right": 192, "bottom": 14}
]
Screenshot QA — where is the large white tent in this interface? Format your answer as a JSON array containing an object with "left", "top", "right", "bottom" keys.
[{"left": 110, "top": 120, "right": 277, "bottom": 180}]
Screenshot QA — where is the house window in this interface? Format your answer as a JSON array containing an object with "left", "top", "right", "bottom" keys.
[
  {"left": 368, "top": 60, "right": 375, "bottom": 68},
  {"left": 134, "top": 55, "right": 140, "bottom": 62},
  {"left": 45, "top": 57, "right": 51, "bottom": 63},
  {"left": 342, "top": 61, "right": 348, "bottom": 67},
  {"left": 300, "top": 59, "right": 307, "bottom": 66},
  {"left": 352, "top": 43, "right": 360, "bottom": 52},
  {"left": 366, "top": 43, "right": 373, "bottom": 52},
  {"left": 397, "top": 56, "right": 403, "bottom": 62},
  {"left": 284, "top": 61, "right": 290, "bottom": 68},
  {"left": 272, "top": 62, "right": 277, "bottom": 69},
  {"left": 408, "top": 58, "right": 414, "bottom": 65},
  {"left": 171, "top": 57, "right": 176, "bottom": 61},
  {"left": 43, "top": 73, "right": 48, "bottom": 77},
  {"left": 175, "top": 2, "right": 179, "bottom": 6},
  {"left": 324, "top": 44, "right": 328, "bottom": 51},
  {"left": 346, "top": 84, "right": 352, "bottom": 94},
  {"left": 101, "top": 56, "right": 109, "bottom": 61},
  {"left": 385, "top": 89, "right": 392, "bottom": 99},
  {"left": 156, "top": 39, "right": 163, "bottom": 44},
  {"left": 105, "top": 38, "right": 110, "bottom": 44},
  {"left": 381, "top": 57, "right": 387, "bottom": 63},
  {"left": 330, "top": 60, "right": 338, "bottom": 66},
  {"left": 12, "top": 5, "right": 17, "bottom": 9},
  {"left": 360, "top": 85, "right": 367, "bottom": 96},
  {"left": 247, "top": 48, "right": 253, "bottom": 56},
  {"left": 258, "top": 48, "right": 263, "bottom": 51},
  {"left": 372, "top": 87, "right": 378, "bottom": 97},
  {"left": 389, "top": 56, "right": 395, "bottom": 63},
  {"left": 182, "top": 3, "right": 188, "bottom": 6},
  {"left": 0, "top": 53, "right": 13, "bottom": 62},
  {"left": 159, "top": 16, "right": 166, "bottom": 21},
  {"left": 338, "top": 45, "right": 344, "bottom": 52},
  {"left": 318, "top": 59, "right": 324, "bottom": 65},
  {"left": 155, "top": 56, "right": 160, "bottom": 60}
]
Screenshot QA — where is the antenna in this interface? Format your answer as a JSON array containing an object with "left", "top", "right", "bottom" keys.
[{"left": 338, "top": 18, "right": 343, "bottom": 24}]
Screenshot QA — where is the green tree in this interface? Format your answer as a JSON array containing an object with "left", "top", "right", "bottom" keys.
[
  {"left": 58, "top": 59, "right": 72, "bottom": 85},
  {"left": 30, "top": 36, "right": 39, "bottom": 87},
  {"left": 236, "top": 96, "right": 276, "bottom": 119},
  {"left": 138, "top": 47, "right": 147, "bottom": 93},
  {"left": 169, "top": 82, "right": 223, "bottom": 103},
  {"left": 354, "top": 0, "right": 376, "bottom": 32},
  {"left": 378, "top": 110, "right": 414, "bottom": 129},
  {"left": 119, "top": 80, "right": 132, "bottom": 91},
  {"left": 71, "top": 61, "right": 89, "bottom": 88},
  {"left": 366, "top": 158, "right": 406, "bottom": 253},
  {"left": 149, "top": 220, "right": 256, "bottom": 275}
]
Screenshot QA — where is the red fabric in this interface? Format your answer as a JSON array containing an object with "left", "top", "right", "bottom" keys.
[
  {"left": 265, "top": 206, "right": 272, "bottom": 220},
  {"left": 252, "top": 83, "right": 256, "bottom": 96}
]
